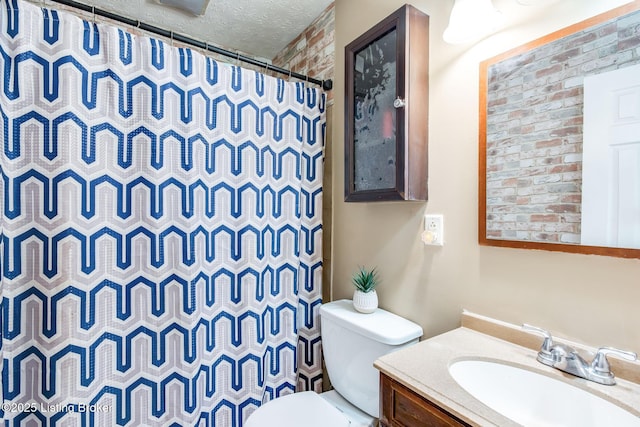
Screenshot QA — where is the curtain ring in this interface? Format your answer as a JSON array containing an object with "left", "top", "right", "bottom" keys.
[
  {"left": 289, "top": 69, "right": 292, "bottom": 79},
  {"left": 204, "top": 42, "right": 208, "bottom": 52},
  {"left": 236, "top": 52, "right": 240, "bottom": 66},
  {"left": 91, "top": 6, "right": 96, "bottom": 23},
  {"left": 170, "top": 31, "right": 174, "bottom": 47}
]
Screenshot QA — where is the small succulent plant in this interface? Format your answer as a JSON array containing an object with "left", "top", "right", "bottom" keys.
[{"left": 351, "top": 266, "right": 379, "bottom": 293}]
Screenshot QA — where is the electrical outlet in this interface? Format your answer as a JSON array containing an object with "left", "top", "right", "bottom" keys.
[{"left": 422, "top": 214, "right": 444, "bottom": 246}]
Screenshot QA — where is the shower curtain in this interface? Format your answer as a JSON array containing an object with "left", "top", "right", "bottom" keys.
[{"left": 0, "top": 0, "right": 325, "bottom": 425}]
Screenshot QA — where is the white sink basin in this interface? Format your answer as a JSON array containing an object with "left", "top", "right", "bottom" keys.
[{"left": 449, "top": 360, "right": 640, "bottom": 427}]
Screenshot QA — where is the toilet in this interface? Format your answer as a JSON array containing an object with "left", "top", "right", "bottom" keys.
[{"left": 245, "top": 299, "right": 423, "bottom": 427}]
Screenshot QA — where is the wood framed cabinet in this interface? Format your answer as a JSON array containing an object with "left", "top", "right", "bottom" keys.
[
  {"left": 380, "top": 374, "right": 472, "bottom": 427},
  {"left": 344, "top": 4, "right": 429, "bottom": 202}
]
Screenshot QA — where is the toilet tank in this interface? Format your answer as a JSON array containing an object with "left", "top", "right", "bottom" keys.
[{"left": 320, "top": 299, "right": 423, "bottom": 418}]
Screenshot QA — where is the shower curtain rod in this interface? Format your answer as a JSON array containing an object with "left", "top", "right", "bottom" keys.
[{"left": 47, "top": 0, "right": 334, "bottom": 91}]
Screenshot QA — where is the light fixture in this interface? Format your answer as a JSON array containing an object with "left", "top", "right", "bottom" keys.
[
  {"left": 155, "top": 0, "right": 211, "bottom": 16},
  {"left": 443, "top": 0, "right": 504, "bottom": 44}
]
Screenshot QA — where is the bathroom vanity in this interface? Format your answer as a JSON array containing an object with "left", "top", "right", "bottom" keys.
[
  {"left": 380, "top": 373, "right": 470, "bottom": 426},
  {"left": 375, "top": 312, "right": 640, "bottom": 426}
]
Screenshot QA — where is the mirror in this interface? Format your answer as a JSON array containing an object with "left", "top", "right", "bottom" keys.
[{"left": 479, "top": 2, "right": 640, "bottom": 259}]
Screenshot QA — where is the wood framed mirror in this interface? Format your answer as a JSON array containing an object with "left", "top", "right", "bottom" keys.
[{"left": 479, "top": 1, "right": 640, "bottom": 259}]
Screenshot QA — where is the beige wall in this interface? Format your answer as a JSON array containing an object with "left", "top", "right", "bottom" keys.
[{"left": 332, "top": 0, "right": 640, "bottom": 354}]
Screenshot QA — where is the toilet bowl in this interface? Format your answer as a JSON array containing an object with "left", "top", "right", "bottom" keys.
[
  {"left": 245, "top": 299, "right": 423, "bottom": 426},
  {"left": 244, "top": 390, "right": 373, "bottom": 427}
]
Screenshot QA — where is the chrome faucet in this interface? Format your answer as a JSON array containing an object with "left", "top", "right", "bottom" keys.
[{"left": 522, "top": 324, "right": 638, "bottom": 386}]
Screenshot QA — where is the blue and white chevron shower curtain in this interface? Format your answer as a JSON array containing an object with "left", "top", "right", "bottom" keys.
[{"left": 0, "top": 0, "right": 325, "bottom": 425}]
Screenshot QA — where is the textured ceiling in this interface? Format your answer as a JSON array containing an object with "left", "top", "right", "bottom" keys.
[{"left": 74, "top": 0, "right": 333, "bottom": 59}]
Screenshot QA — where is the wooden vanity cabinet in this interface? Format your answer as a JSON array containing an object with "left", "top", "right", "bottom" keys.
[{"left": 380, "top": 374, "right": 472, "bottom": 427}]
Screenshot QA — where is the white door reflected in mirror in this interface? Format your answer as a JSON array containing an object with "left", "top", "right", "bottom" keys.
[{"left": 582, "top": 64, "right": 640, "bottom": 249}]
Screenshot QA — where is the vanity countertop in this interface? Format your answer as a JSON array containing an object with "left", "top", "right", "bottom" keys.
[{"left": 374, "top": 324, "right": 640, "bottom": 426}]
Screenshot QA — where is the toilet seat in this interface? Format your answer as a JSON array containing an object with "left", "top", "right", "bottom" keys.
[{"left": 244, "top": 391, "right": 351, "bottom": 427}]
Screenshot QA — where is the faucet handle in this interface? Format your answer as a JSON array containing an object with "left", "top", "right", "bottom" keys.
[
  {"left": 591, "top": 347, "right": 638, "bottom": 377},
  {"left": 522, "top": 324, "right": 556, "bottom": 365}
]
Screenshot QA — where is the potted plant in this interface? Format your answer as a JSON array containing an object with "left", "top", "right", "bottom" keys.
[{"left": 351, "top": 266, "right": 379, "bottom": 313}]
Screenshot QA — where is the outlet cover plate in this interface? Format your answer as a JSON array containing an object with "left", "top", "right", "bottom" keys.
[{"left": 423, "top": 214, "right": 444, "bottom": 246}]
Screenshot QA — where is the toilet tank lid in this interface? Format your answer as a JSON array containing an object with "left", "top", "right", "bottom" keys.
[{"left": 320, "top": 299, "right": 423, "bottom": 345}]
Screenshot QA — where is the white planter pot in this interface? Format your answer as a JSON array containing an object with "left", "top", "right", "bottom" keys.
[{"left": 353, "top": 289, "right": 378, "bottom": 314}]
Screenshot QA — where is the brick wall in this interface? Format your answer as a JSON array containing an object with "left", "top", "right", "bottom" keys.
[
  {"left": 486, "top": 9, "right": 640, "bottom": 244},
  {"left": 271, "top": 3, "right": 335, "bottom": 100}
]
